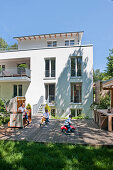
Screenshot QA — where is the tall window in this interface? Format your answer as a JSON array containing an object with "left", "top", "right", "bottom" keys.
[
  {"left": 13, "top": 85, "right": 22, "bottom": 97},
  {"left": 45, "top": 59, "right": 56, "bottom": 77},
  {"left": 71, "top": 83, "right": 82, "bottom": 103},
  {"left": 71, "top": 57, "right": 82, "bottom": 77},
  {"left": 45, "top": 84, "right": 55, "bottom": 103}
]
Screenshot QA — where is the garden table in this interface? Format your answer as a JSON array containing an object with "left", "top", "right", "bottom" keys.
[{"left": 97, "top": 109, "right": 113, "bottom": 132}]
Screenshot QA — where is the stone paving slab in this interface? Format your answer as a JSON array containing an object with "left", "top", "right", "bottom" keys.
[{"left": 0, "top": 117, "right": 113, "bottom": 145}]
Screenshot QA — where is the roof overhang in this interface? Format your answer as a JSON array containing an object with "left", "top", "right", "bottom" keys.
[
  {"left": 103, "top": 78, "right": 113, "bottom": 90},
  {"left": 14, "top": 31, "right": 84, "bottom": 41}
]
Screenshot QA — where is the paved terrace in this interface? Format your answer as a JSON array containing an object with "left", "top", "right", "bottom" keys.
[{"left": 0, "top": 117, "right": 113, "bottom": 145}]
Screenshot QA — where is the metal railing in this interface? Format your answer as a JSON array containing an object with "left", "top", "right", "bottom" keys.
[
  {"left": 33, "top": 96, "right": 44, "bottom": 115},
  {"left": 0, "top": 41, "right": 92, "bottom": 52},
  {"left": 0, "top": 67, "right": 31, "bottom": 78},
  {"left": 0, "top": 47, "right": 18, "bottom": 52}
]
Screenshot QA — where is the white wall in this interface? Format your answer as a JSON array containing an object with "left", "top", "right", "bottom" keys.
[{"left": 0, "top": 45, "right": 93, "bottom": 117}]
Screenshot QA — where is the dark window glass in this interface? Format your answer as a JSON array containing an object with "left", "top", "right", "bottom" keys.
[
  {"left": 71, "top": 58, "right": 75, "bottom": 77},
  {"left": 65, "top": 40, "right": 69, "bottom": 46},
  {"left": 77, "top": 109, "right": 82, "bottom": 116},
  {"left": 49, "top": 84, "right": 55, "bottom": 102},
  {"left": 45, "top": 60, "right": 49, "bottom": 77},
  {"left": 18, "top": 85, "right": 22, "bottom": 96},
  {"left": 47, "top": 41, "right": 52, "bottom": 47},
  {"left": 71, "top": 83, "right": 82, "bottom": 103},
  {"left": 13, "top": 85, "right": 17, "bottom": 97},
  {"left": 45, "top": 84, "right": 48, "bottom": 100},
  {"left": 77, "top": 57, "right": 82, "bottom": 76},
  {"left": 2, "top": 65, "right": 5, "bottom": 71},
  {"left": 51, "top": 59, "right": 55, "bottom": 77},
  {"left": 51, "top": 109, "right": 56, "bottom": 117},
  {"left": 70, "top": 40, "right": 74, "bottom": 46},
  {"left": 71, "top": 109, "right": 75, "bottom": 117},
  {"left": 53, "top": 41, "right": 57, "bottom": 47}
]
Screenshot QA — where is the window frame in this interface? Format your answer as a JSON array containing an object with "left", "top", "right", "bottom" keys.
[
  {"left": 71, "top": 56, "right": 82, "bottom": 77},
  {"left": 65, "top": 39, "right": 75, "bottom": 46},
  {"left": 13, "top": 84, "right": 23, "bottom": 97},
  {"left": 47, "top": 41, "right": 57, "bottom": 47},
  {"left": 71, "top": 83, "right": 82, "bottom": 104},
  {"left": 45, "top": 58, "right": 56, "bottom": 78}
]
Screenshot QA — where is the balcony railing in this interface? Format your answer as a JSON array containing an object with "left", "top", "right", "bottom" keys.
[
  {"left": 45, "top": 70, "right": 55, "bottom": 78},
  {"left": 0, "top": 67, "right": 31, "bottom": 78},
  {"left": 0, "top": 41, "right": 91, "bottom": 52}
]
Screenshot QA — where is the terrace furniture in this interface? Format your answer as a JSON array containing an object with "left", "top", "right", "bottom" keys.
[{"left": 94, "top": 109, "right": 113, "bottom": 131}]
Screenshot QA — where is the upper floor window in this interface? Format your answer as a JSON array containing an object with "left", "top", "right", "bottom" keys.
[
  {"left": 47, "top": 41, "right": 57, "bottom": 47},
  {"left": 65, "top": 40, "right": 75, "bottom": 46},
  {"left": 71, "top": 57, "right": 82, "bottom": 77},
  {"left": 45, "top": 58, "right": 56, "bottom": 78}
]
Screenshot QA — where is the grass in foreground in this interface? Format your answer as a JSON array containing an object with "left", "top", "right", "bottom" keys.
[{"left": 0, "top": 140, "right": 113, "bottom": 170}]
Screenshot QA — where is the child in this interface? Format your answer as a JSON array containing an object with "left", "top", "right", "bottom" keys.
[
  {"left": 40, "top": 109, "right": 49, "bottom": 125},
  {"left": 64, "top": 115, "right": 72, "bottom": 132}
]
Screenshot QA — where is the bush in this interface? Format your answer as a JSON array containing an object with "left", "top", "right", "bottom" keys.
[
  {"left": 45, "top": 104, "right": 51, "bottom": 112},
  {"left": 26, "top": 103, "right": 31, "bottom": 110},
  {"left": 0, "top": 99, "right": 6, "bottom": 113},
  {"left": 98, "top": 94, "right": 110, "bottom": 109}
]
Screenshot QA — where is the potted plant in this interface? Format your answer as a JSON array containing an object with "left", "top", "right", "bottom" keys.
[
  {"left": 26, "top": 103, "right": 31, "bottom": 116},
  {"left": 17, "top": 64, "right": 28, "bottom": 74}
]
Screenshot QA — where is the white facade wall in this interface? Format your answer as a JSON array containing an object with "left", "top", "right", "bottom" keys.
[{"left": 0, "top": 45, "right": 93, "bottom": 117}]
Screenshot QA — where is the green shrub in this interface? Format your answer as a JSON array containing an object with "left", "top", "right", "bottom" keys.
[
  {"left": 45, "top": 104, "right": 51, "bottom": 112},
  {"left": 0, "top": 99, "right": 6, "bottom": 113},
  {"left": 97, "top": 94, "right": 110, "bottom": 109},
  {"left": 26, "top": 103, "right": 31, "bottom": 110}
]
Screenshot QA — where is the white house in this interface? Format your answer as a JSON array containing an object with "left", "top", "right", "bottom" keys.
[{"left": 0, "top": 32, "right": 93, "bottom": 117}]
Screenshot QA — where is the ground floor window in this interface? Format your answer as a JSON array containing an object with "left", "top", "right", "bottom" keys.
[
  {"left": 71, "top": 109, "right": 82, "bottom": 117},
  {"left": 51, "top": 109, "right": 56, "bottom": 117},
  {"left": 13, "top": 85, "right": 22, "bottom": 97},
  {"left": 45, "top": 84, "right": 55, "bottom": 103},
  {"left": 71, "top": 83, "right": 82, "bottom": 103}
]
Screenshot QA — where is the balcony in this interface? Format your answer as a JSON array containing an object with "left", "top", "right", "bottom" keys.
[{"left": 0, "top": 67, "right": 31, "bottom": 82}]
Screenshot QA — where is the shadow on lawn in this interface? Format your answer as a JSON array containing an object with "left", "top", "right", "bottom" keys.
[{"left": 0, "top": 140, "right": 113, "bottom": 170}]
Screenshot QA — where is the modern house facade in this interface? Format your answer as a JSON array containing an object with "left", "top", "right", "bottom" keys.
[{"left": 0, "top": 32, "right": 93, "bottom": 117}]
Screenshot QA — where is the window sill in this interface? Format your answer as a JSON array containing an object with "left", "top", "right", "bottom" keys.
[
  {"left": 70, "top": 76, "right": 82, "bottom": 79},
  {"left": 43, "top": 77, "right": 56, "bottom": 80},
  {"left": 69, "top": 103, "right": 82, "bottom": 105}
]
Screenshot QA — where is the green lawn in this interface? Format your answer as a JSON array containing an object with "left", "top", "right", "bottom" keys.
[{"left": 0, "top": 140, "right": 113, "bottom": 170}]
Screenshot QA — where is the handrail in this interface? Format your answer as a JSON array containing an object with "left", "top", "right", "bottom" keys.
[
  {"left": 0, "top": 67, "right": 31, "bottom": 78},
  {"left": 33, "top": 96, "right": 44, "bottom": 115}
]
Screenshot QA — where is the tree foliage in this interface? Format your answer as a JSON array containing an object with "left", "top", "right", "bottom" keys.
[
  {"left": 0, "top": 38, "right": 8, "bottom": 49},
  {"left": 106, "top": 49, "right": 113, "bottom": 77},
  {"left": 93, "top": 69, "right": 105, "bottom": 82}
]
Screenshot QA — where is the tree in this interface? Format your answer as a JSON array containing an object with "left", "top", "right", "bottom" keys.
[
  {"left": 9, "top": 43, "right": 18, "bottom": 49},
  {"left": 0, "top": 38, "right": 8, "bottom": 49},
  {"left": 93, "top": 69, "right": 105, "bottom": 82},
  {"left": 105, "top": 49, "right": 113, "bottom": 77}
]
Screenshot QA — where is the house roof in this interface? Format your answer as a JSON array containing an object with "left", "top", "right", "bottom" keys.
[{"left": 14, "top": 31, "right": 84, "bottom": 41}]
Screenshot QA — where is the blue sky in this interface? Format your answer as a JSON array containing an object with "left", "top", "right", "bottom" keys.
[{"left": 0, "top": 0, "right": 113, "bottom": 71}]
